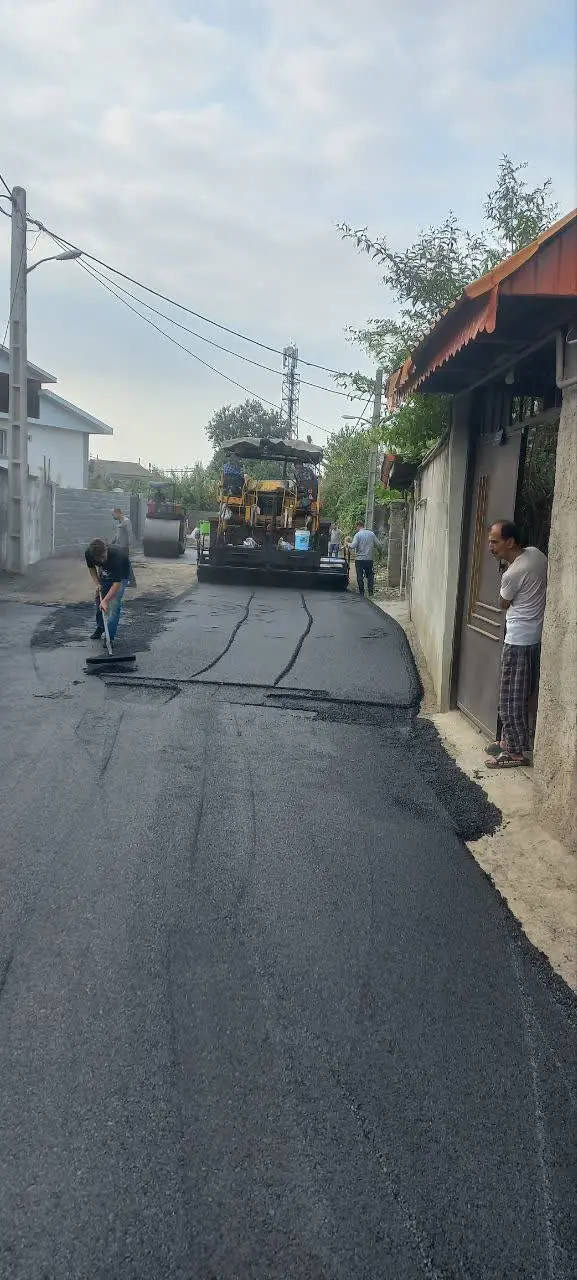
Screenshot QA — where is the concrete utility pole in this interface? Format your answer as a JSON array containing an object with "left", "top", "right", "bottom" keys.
[
  {"left": 8, "top": 185, "right": 28, "bottom": 574},
  {"left": 365, "top": 366, "right": 383, "bottom": 530}
]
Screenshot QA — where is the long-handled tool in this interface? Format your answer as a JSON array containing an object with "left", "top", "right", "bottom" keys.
[{"left": 85, "top": 591, "right": 137, "bottom": 672}]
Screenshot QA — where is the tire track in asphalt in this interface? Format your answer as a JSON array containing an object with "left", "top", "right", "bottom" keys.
[
  {"left": 195, "top": 589, "right": 312, "bottom": 688},
  {"left": 188, "top": 590, "right": 255, "bottom": 678},
  {"left": 272, "top": 593, "right": 314, "bottom": 686}
]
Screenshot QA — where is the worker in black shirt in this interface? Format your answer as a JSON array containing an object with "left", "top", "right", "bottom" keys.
[{"left": 85, "top": 538, "right": 130, "bottom": 646}]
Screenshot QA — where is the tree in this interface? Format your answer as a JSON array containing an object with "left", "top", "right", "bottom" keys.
[
  {"left": 337, "top": 155, "right": 558, "bottom": 461},
  {"left": 321, "top": 424, "right": 392, "bottom": 535},
  {"left": 205, "top": 398, "right": 282, "bottom": 454},
  {"left": 206, "top": 397, "right": 291, "bottom": 481}
]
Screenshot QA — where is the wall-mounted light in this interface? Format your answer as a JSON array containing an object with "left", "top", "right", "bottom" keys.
[{"left": 504, "top": 369, "right": 515, "bottom": 386}]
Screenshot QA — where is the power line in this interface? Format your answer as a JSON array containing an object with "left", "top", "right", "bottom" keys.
[
  {"left": 0, "top": 172, "right": 12, "bottom": 197},
  {"left": 75, "top": 256, "right": 334, "bottom": 436},
  {"left": 30, "top": 216, "right": 349, "bottom": 376},
  {"left": 58, "top": 250, "right": 350, "bottom": 397}
]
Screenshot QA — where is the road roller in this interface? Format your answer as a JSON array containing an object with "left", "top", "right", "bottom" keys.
[
  {"left": 142, "top": 481, "right": 187, "bottom": 558},
  {"left": 196, "top": 436, "right": 349, "bottom": 589}
]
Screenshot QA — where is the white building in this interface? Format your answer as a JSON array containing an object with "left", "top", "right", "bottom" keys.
[{"left": 0, "top": 346, "right": 113, "bottom": 487}]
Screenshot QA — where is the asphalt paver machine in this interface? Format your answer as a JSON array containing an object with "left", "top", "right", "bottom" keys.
[
  {"left": 142, "top": 481, "right": 187, "bottom": 558},
  {"left": 197, "top": 436, "right": 349, "bottom": 588}
]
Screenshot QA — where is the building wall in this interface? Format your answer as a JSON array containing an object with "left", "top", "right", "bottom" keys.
[
  {"left": 410, "top": 443, "right": 450, "bottom": 700},
  {"left": 407, "top": 397, "right": 471, "bottom": 710},
  {"left": 28, "top": 424, "right": 86, "bottom": 488},
  {"left": 533, "top": 351, "right": 577, "bottom": 851},
  {"left": 386, "top": 501, "right": 406, "bottom": 588}
]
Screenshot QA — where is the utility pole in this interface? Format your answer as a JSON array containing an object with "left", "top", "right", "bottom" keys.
[
  {"left": 365, "top": 366, "right": 383, "bottom": 530},
  {"left": 281, "top": 344, "right": 300, "bottom": 439},
  {"left": 7, "top": 186, "right": 28, "bottom": 574}
]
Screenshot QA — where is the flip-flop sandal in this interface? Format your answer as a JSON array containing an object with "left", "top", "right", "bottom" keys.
[{"left": 486, "top": 752, "right": 529, "bottom": 769}]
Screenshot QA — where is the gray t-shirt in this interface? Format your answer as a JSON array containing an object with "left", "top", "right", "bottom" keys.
[
  {"left": 350, "top": 528, "right": 380, "bottom": 561},
  {"left": 500, "top": 546, "right": 548, "bottom": 645},
  {"left": 112, "top": 516, "right": 132, "bottom": 551}
]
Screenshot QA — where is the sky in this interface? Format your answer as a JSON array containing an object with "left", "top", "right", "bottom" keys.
[{"left": 0, "top": 0, "right": 575, "bottom": 467}]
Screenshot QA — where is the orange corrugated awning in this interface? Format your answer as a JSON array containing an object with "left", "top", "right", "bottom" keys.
[{"left": 387, "top": 208, "right": 577, "bottom": 407}]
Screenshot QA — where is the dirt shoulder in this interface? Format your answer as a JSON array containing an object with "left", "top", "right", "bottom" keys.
[{"left": 0, "top": 553, "right": 196, "bottom": 606}]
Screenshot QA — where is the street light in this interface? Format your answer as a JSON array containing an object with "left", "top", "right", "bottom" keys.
[
  {"left": 7, "top": 185, "right": 81, "bottom": 572},
  {"left": 26, "top": 248, "right": 81, "bottom": 276}
]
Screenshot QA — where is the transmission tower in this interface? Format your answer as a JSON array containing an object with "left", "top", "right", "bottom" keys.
[{"left": 280, "top": 344, "right": 300, "bottom": 439}]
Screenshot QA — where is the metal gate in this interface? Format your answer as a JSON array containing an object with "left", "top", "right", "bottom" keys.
[{"left": 456, "top": 396, "right": 522, "bottom": 736}]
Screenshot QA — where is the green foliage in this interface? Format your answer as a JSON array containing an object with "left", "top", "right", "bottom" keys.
[
  {"left": 169, "top": 462, "right": 217, "bottom": 512},
  {"left": 206, "top": 397, "right": 289, "bottom": 481},
  {"left": 205, "top": 398, "right": 282, "bottom": 452},
  {"left": 483, "top": 157, "right": 558, "bottom": 262},
  {"left": 320, "top": 425, "right": 394, "bottom": 536},
  {"left": 381, "top": 395, "right": 450, "bottom": 462},
  {"left": 337, "top": 155, "right": 558, "bottom": 465}
]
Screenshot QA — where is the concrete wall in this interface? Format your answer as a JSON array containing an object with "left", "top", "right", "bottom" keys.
[
  {"left": 533, "top": 347, "right": 577, "bottom": 851},
  {"left": 0, "top": 467, "right": 54, "bottom": 568},
  {"left": 408, "top": 396, "right": 471, "bottom": 710},
  {"left": 386, "top": 501, "right": 405, "bottom": 588},
  {"left": 410, "top": 443, "right": 450, "bottom": 699},
  {"left": 53, "top": 487, "right": 135, "bottom": 554}
]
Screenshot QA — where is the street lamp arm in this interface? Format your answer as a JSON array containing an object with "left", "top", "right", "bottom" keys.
[{"left": 26, "top": 249, "right": 82, "bottom": 275}]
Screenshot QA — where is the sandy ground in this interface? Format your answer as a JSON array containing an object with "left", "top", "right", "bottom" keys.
[
  {"left": 0, "top": 551, "right": 197, "bottom": 606},
  {"left": 375, "top": 596, "right": 577, "bottom": 991}
]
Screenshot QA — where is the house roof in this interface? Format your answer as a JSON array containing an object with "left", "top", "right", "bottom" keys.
[
  {"left": 387, "top": 208, "right": 577, "bottom": 406},
  {"left": 0, "top": 343, "right": 57, "bottom": 384},
  {"left": 90, "top": 458, "right": 151, "bottom": 478},
  {"left": 40, "top": 390, "right": 113, "bottom": 435}
]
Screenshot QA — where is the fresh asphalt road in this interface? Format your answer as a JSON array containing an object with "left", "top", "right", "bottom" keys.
[{"left": 0, "top": 582, "right": 575, "bottom": 1280}]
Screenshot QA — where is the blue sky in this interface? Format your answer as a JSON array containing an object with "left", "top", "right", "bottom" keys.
[{"left": 1, "top": 0, "right": 575, "bottom": 466}]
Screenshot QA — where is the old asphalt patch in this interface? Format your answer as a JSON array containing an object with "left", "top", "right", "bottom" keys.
[{"left": 30, "top": 591, "right": 184, "bottom": 654}]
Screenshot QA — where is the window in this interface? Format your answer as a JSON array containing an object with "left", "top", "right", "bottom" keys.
[
  {"left": 0, "top": 428, "right": 7, "bottom": 457},
  {"left": 0, "top": 373, "right": 40, "bottom": 418},
  {"left": 468, "top": 474, "right": 488, "bottom": 621}
]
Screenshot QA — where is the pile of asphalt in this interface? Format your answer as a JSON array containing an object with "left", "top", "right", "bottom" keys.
[{"left": 404, "top": 718, "right": 502, "bottom": 842}]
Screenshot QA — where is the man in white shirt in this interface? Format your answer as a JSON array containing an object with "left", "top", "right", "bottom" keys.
[
  {"left": 349, "top": 521, "right": 382, "bottom": 597},
  {"left": 487, "top": 520, "right": 548, "bottom": 768},
  {"left": 328, "top": 523, "right": 341, "bottom": 559}
]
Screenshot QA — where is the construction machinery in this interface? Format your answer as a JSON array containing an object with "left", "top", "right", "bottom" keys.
[
  {"left": 142, "top": 480, "right": 187, "bottom": 558},
  {"left": 197, "top": 436, "right": 349, "bottom": 589}
]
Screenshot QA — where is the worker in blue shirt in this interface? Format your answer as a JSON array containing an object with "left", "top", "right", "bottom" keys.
[{"left": 349, "top": 521, "right": 382, "bottom": 597}]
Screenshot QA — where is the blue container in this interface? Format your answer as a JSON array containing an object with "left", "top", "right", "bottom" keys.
[{"left": 294, "top": 529, "right": 311, "bottom": 551}]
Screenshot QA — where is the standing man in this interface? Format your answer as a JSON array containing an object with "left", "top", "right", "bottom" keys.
[
  {"left": 112, "top": 506, "right": 136, "bottom": 587},
  {"left": 328, "top": 522, "right": 341, "bottom": 559},
  {"left": 487, "top": 520, "right": 548, "bottom": 768},
  {"left": 349, "top": 520, "right": 382, "bottom": 597},
  {"left": 86, "top": 537, "right": 130, "bottom": 648}
]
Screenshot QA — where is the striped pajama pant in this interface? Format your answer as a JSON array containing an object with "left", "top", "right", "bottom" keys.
[{"left": 499, "top": 642, "right": 541, "bottom": 757}]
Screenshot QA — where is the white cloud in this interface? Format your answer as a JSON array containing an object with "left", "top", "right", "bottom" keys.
[{"left": 0, "top": 0, "right": 573, "bottom": 466}]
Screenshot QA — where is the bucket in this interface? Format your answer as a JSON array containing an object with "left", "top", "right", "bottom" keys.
[{"left": 294, "top": 529, "right": 310, "bottom": 552}]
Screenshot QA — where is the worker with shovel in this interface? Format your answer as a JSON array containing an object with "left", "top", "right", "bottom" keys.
[{"left": 85, "top": 537, "right": 130, "bottom": 649}]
